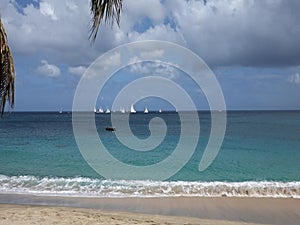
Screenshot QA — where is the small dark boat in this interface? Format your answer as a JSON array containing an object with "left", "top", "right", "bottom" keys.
[{"left": 105, "top": 127, "right": 116, "bottom": 131}]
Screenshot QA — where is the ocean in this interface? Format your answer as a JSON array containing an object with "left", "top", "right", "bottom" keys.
[{"left": 0, "top": 111, "right": 299, "bottom": 198}]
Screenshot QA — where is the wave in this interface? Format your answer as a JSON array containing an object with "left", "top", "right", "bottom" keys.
[{"left": 0, "top": 174, "right": 299, "bottom": 198}]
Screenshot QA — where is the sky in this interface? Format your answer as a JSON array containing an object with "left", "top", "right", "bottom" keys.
[{"left": 1, "top": 0, "right": 300, "bottom": 111}]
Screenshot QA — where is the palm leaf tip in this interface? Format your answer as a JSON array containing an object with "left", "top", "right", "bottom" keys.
[
  {"left": 89, "top": 0, "right": 123, "bottom": 42},
  {"left": 0, "top": 19, "right": 15, "bottom": 116}
]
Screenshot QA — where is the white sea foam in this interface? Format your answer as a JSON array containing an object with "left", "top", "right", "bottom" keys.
[{"left": 0, "top": 174, "right": 299, "bottom": 198}]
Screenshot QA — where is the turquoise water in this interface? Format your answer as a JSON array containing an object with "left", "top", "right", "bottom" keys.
[{"left": 0, "top": 111, "right": 299, "bottom": 197}]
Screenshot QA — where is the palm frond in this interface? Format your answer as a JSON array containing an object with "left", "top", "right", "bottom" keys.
[
  {"left": 89, "top": 0, "right": 123, "bottom": 42},
  {"left": 0, "top": 19, "right": 15, "bottom": 116}
]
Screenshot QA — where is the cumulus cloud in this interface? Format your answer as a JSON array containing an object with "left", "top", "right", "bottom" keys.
[
  {"left": 124, "top": 0, "right": 165, "bottom": 23},
  {"left": 1, "top": 0, "right": 94, "bottom": 64},
  {"left": 288, "top": 73, "right": 300, "bottom": 85},
  {"left": 127, "top": 24, "right": 185, "bottom": 44},
  {"left": 168, "top": 0, "right": 300, "bottom": 67},
  {"left": 68, "top": 66, "right": 87, "bottom": 76},
  {"left": 99, "top": 52, "right": 121, "bottom": 68},
  {"left": 140, "top": 49, "right": 164, "bottom": 59},
  {"left": 36, "top": 60, "right": 61, "bottom": 77},
  {"left": 40, "top": 2, "right": 58, "bottom": 20},
  {"left": 2, "top": 0, "right": 300, "bottom": 69},
  {"left": 129, "top": 61, "right": 178, "bottom": 80}
]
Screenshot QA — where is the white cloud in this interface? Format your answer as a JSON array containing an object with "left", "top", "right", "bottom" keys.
[
  {"left": 2, "top": 0, "right": 93, "bottom": 64},
  {"left": 288, "top": 73, "right": 300, "bottom": 85},
  {"left": 36, "top": 60, "right": 61, "bottom": 77},
  {"left": 68, "top": 66, "right": 87, "bottom": 76},
  {"left": 40, "top": 2, "right": 58, "bottom": 20},
  {"left": 140, "top": 49, "right": 164, "bottom": 59},
  {"left": 168, "top": 0, "right": 300, "bottom": 66},
  {"left": 128, "top": 56, "right": 140, "bottom": 65},
  {"left": 2, "top": 0, "right": 300, "bottom": 70},
  {"left": 127, "top": 50, "right": 165, "bottom": 66},
  {"left": 66, "top": 1, "right": 78, "bottom": 11},
  {"left": 127, "top": 24, "right": 185, "bottom": 44},
  {"left": 129, "top": 61, "right": 178, "bottom": 80},
  {"left": 124, "top": 0, "right": 165, "bottom": 24},
  {"left": 100, "top": 52, "right": 121, "bottom": 68}
]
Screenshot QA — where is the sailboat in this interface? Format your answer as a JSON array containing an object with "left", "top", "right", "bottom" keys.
[
  {"left": 144, "top": 107, "right": 149, "bottom": 114},
  {"left": 158, "top": 109, "right": 162, "bottom": 113},
  {"left": 105, "top": 108, "right": 111, "bottom": 114},
  {"left": 120, "top": 107, "right": 126, "bottom": 114},
  {"left": 98, "top": 108, "right": 104, "bottom": 113},
  {"left": 94, "top": 107, "right": 97, "bottom": 113},
  {"left": 130, "top": 104, "right": 136, "bottom": 113}
]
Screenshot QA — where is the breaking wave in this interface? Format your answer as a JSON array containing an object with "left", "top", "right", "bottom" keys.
[{"left": 0, "top": 174, "right": 299, "bottom": 198}]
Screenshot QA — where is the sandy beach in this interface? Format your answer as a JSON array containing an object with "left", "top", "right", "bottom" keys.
[
  {"left": 0, "top": 204, "right": 267, "bottom": 225},
  {"left": 0, "top": 196, "right": 300, "bottom": 225}
]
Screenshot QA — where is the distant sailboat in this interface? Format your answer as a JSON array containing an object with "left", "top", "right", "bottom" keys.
[
  {"left": 98, "top": 108, "right": 104, "bottom": 113},
  {"left": 105, "top": 108, "right": 111, "bottom": 114},
  {"left": 120, "top": 107, "right": 126, "bottom": 114},
  {"left": 59, "top": 109, "right": 63, "bottom": 114},
  {"left": 144, "top": 107, "right": 149, "bottom": 114},
  {"left": 158, "top": 109, "right": 162, "bottom": 113},
  {"left": 94, "top": 107, "right": 97, "bottom": 113},
  {"left": 130, "top": 104, "right": 136, "bottom": 113}
]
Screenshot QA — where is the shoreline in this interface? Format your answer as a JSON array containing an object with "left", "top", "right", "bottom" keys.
[{"left": 0, "top": 194, "right": 300, "bottom": 224}]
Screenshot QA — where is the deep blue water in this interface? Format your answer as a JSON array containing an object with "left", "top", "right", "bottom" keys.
[{"left": 0, "top": 111, "right": 299, "bottom": 197}]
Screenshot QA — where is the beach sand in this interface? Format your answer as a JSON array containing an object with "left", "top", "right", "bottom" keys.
[
  {"left": 0, "top": 196, "right": 299, "bottom": 225},
  {"left": 0, "top": 204, "right": 266, "bottom": 225}
]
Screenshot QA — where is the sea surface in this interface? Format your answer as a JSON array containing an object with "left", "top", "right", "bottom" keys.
[{"left": 0, "top": 111, "right": 299, "bottom": 198}]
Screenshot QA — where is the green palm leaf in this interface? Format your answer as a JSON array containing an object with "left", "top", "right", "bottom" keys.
[
  {"left": 89, "top": 0, "right": 123, "bottom": 42},
  {"left": 0, "top": 19, "right": 14, "bottom": 116}
]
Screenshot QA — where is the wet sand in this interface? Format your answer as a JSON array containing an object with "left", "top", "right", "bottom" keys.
[{"left": 0, "top": 195, "right": 299, "bottom": 224}]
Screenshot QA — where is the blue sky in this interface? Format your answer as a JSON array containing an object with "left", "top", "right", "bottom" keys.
[{"left": 1, "top": 0, "right": 300, "bottom": 111}]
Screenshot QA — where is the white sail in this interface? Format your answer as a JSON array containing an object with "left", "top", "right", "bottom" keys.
[
  {"left": 94, "top": 107, "right": 96, "bottom": 113},
  {"left": 120, "top": 107, "right": 126, "bottom": 114},
  {"left": 144, "top": 107, "right": 149, "bottom": 114},
  {"left": 105, "top": 108, "right": 111, "bottom": 114},
  {"left": 98, "top": 108, "right": 104, "bottom": 113},
  {"left": 130, "top": 104, "right": 136, "bottom": 113},
  {"left": 158, "top": 109, "right": 162, "bottom": 113}
]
